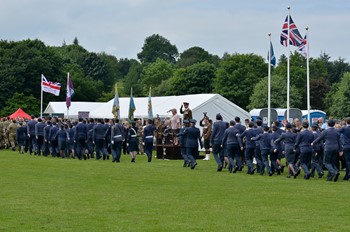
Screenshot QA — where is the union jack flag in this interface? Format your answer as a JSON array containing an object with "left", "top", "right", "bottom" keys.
[{"left": 280, "top": 15, "right": 304, "bottom": 47}]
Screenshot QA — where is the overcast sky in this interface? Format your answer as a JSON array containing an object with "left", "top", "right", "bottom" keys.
[{"left": 1, "top": 0, "right": 349, "bottom": 61}]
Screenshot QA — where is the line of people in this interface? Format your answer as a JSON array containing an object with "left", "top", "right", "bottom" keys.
[{"left": 3, "top": 116, "right": 156, "bottom": 163}]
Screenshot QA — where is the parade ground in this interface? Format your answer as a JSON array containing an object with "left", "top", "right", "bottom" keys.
[{"left": 1, "top": 151, "right": 349, "bottom": 232}]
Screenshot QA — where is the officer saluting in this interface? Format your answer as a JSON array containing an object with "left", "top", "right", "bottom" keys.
[{"left": 180, "top": 102, "right": 192, "bottom": 120}]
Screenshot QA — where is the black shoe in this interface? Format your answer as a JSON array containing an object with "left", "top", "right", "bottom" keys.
[
  {"left": 34, "top": 152, "right": 37, "bottom": 156},
  {"left": 103, "top": 155, "right": 106, "bottom": 160},
  {"left": 228, "top": 166, "right": 233, "bottom": 173},
  {"left": 239, "top": 166, "right": 243, "bottom": 171},
  {"left": 107, "top": 156, "right": 110, "bottom": 160},
  {"left": 295, "top": 169, "right": 301, "bottom": 177},
  {"left": 343, "top": 175, "right": 349, "bottom": 181},
  {"left": 318, "top": 172, "right": 324, "bottom": 178},
  {"left": 116, "top": 160, "right": 120, "bottom": 163},
  {"left": 83, "top": 155, "right": 87, "bottom": 160},
  {"left": 250, "top": 168, "right": 256, "bottom": 175},
  {"left": 280, "top": 165, "right": 285, "bottom": 173},
  {"left": 233, "top": 166, "right": 239, "bottom": 173},
  {"left": 191, "top": 162, "right": 197, "bottom": 169},
  {"left": 148, "top": 157, "right": 151, "bottom": 162},
  {"left": 183, "top": 161, "right": 187, "bottom": 167},
  {"left": 187, "top": 163, "right": 191, "bottom": 167},
  {"left": 112, "top": 159, "right": 116, "bottom": 162},
  {"left": 131, "top": 158, "right": 135, "bottom": 162},
  {"left": 217, "top": 165, "right": 223, "bottom": 172},
  {"left": 334, "top": 172, "right": 340, "bottom": 182},
  {"left": 269, "top": 172, "right": 273, "bottom": 176},
  {"left": 310, "top": 172, "right": 315, "bottom": 178}
]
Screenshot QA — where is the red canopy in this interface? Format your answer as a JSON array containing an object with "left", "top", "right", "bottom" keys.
[{"left": 9, "top": 108, "right": 31, "bottom": 120}]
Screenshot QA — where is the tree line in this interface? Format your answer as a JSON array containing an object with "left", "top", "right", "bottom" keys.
[{"left": 0, "top": 34, "right": 349, "bottom": 118}]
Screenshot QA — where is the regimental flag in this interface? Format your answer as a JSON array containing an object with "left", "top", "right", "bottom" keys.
[
  {"left": 41, "top": 74, "right": 61, "bottom": 96},
  {"left": 148, "top": 87, "right": 153, "bottom": 120},
  {"left": 268, "top": 41, "right": 277, "bottom": 66},
  {"left": 66, "top": 74, "right": 74, "bottom": 109},
  {"left": 298, "top": 34, "right": 308, "bottom": 58},
  {"left": 128, "top": 88, "right": 136, "bottom": 122},
  {"left": 112, "top": 83, "right": 120, "bottom": 119},
  {"left": 280, "top": 15, "right": 304, "bottom": 47}
]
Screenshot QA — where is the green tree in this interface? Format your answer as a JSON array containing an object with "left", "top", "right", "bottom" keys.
[
  {"left": 177, "top": 46, "right": 220, "bottom": 68},
  {"left": 137, "top": 34, "right": 178, "bottom": 64},
  {"left": 213, "top": 53, "right": 267, "bottom": 110},
  {"left": 248, "top": 75, "right": 302, "bottom": 110},
  {"left": 167, "top": 61, "right": 216, "bottom": 95},
  {"left": 326, "top": 72, "right": 350, "bottom": 118},
  {"left": 1, "top": 93, "right": 40, "bottom": 116},
  {"left": 123, "top": 62, "right": 143, "bottom": 96},
  {"left": 141, "top": 58, "right": 173, "bottom": 94}
]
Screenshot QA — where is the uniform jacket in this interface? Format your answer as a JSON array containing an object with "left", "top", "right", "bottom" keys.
[{"left": 210, "top": 120, "right": 229, "bottom": 145}]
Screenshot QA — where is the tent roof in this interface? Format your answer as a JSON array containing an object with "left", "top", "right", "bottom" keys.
[
  {"left": 44, "top": 94, "right": 251, "bottom": 121},
  {"left": 44, "top": 102, "right": 105, "bottom": 118},
  {"left": 10, "top": 108, "right": 31, "bottom": 120}
]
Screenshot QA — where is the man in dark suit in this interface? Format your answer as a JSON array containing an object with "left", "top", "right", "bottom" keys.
[
  {"left": 74, "top": 118, "right": 88, "bottom": 160},
  {"left": 111, "top": 119, "right": 124, "bottom": 163},
  {"left": 93, "top": 119, "right": 108, "bottom": 160},
  {"left": 142, "top": 119, "right": 155, "bottom": 162},
  {"left": 312, "top": 119, "right": 343, "bottom": 182},
  {"left": 184, "top": 119, "right": 202, "bottom": 169},
  {"left": 339, "top": 117, "right": 350, "bottom": 180},
  {"left": 43, "top": 121, "right": 52, "bottom": 157},
  {"left": 210, "top": 114, "right": 229, "bottom": 171},
  {"left": 178, "top": 119, "right": 190, "bottom": 167},
  {"left": 35, "top": 118, "right": 46, "bottom": 156},
  {"left": 27, "top": 115, "right": 37, "bottom": 155},
  {"left": 49, "top": 122, "right": 59, "bottom": 157},
  {"left": 295, "top": 122, "right": 314, "bottom": 179}
]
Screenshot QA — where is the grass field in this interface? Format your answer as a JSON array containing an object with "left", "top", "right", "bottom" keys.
[{"left": 1, "top": 150, "right": 349, "bottom": 232}]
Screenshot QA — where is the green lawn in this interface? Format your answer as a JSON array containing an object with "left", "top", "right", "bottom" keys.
[{"left": 0, "top": 150, "right": 349, "bottom": 232}]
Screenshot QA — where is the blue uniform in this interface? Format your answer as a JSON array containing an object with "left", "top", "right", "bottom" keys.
[
  {"left": 43, "top": 124, "right": 51, "bottom": 156},
  {"left": 49, "top": 125, "right": 59, "bottom": 157},
  {"left": 74, "top": 122, "right": 87, "bottom": 160},
  {"left": 54, "top": 128, "right": 68, "bottom": 157},
  {"left": 295, "top": 129, "right": 314, "bottom": 178},
  {"left": 111, "top": 124, "right": 124, "bottom": 162},
  {"left": 93, "top": 123, "right": 108, "bottom": 160},
  {"left": 222, "top": 126, "right": 243, "bottom": 172},
  {"left": 310, "top": 131, "right": 324, "bottom": 177},
  {"left": 313, "top": 127, "right": 342, "bottom": 181},
  {"left": 184, "top": 125, "right": 202, "bottom": 169},
  {"left": 275, "top": 131, "right": 298, "bottom": 176},
  {"left": 339, "top": 126, "right": 350, "bottom": 180},
  {"left": 210, "top": 120, "right": 229, "bottom": 169},
  {"left": 178, "top": 126, "right": 190, "bottom": 166},
  {"left": 27, "top": 119, "right": 37, "bottom": 154},
  {"left": 253, "top": 127, "right": 264, "bottom": 174},
  {"left": 240, "top": 129, "right": 258, "bottom": 174},
  {"left": 252, "top": 132, "right": 273, "bottom": 175},
  {"left": 143, "top": 125, "right": 155, "bottom": 161},
  {"left": 35, "top": 122, "right": 46, "bottom": 155}
]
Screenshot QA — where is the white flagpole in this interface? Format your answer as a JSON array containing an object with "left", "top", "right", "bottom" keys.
[
  {"left": 268, "top": 33, "right": 272, "bottom": 127},
  {"left": 306, "top": 27, "right": 310, "bottom": 123},
  {"left": 40, "top": 74, "right": 43, "bottom": 118},
  {"left": 67, "top": 72, "right": 69, "bottom": 119},
  {"left": 287, "top": 5, "right": 291, "bottom": 122}
]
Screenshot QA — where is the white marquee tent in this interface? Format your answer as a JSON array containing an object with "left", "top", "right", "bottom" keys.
[{"left": 44, "top": 94, "right": 250, "bottom": 122}]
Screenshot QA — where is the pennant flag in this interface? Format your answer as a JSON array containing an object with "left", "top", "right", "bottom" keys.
[
  {"left": 66, "top": 74, "right": 74, "bottom": 109},
  {"left": 280, "top": 15, "right": 304, "bottom": 47},
  {"left": 42, "top": 74, "right": 61, "bottom": 96},
  {"left": 128, "top": 88, "right": 136, "bottom": 122},
  {"left": 298, "top": 34, "right": 308, "bottom": 58},
  {"left": 267, "top": 41, "right": 277, "bottom": 66},
  {"left": 112, "top": 83, "right": 120, "bottom": 119},
  {"left": 148, "top": 87, "right": 153, "bottom": 120}
]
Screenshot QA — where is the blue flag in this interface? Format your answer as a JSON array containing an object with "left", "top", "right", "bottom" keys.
[
  {"left": 268, "top": 41, "right": 276, "bottom": 66},
  {"left": 128, "top": 88, "right": 136, "bottom": 122},
  {"left": 148, "top": 87, "right": 153, "bottom": 120}
]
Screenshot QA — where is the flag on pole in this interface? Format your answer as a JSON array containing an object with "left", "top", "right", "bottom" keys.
[
  {"left": 298, "top": 34, "right": 308, "bottom": 58},
  {"left": 148, "top": 87, "right": 153, "bottom": 120},
  {"left": 112, "top": 83, "right": 120, "bottom": 119},
  {"left": 128, "top": 88, "right": 136, "bottom": 122},
  {"left": 267, "top": 41, "right": 277, "bottom": 66},
  {"left": 42, "top": 75, "right": 61, "bottom": 96},
  {"left": 66, "top": 74, "right": 74, "bottom": 109},
  {"left": 280, "top": 15, "right": 304, "bottom": 47}
]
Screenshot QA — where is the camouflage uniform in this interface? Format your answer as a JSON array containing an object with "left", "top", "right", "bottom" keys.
[
  {"left": 7, "top": 121, "right": 19, "bottom": 150},
  {"left": 0, "top": 120, "right": 4, "bottom": 148},
  {"left": 3, "top": 118, "right": 11, "bottom": 148}
]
